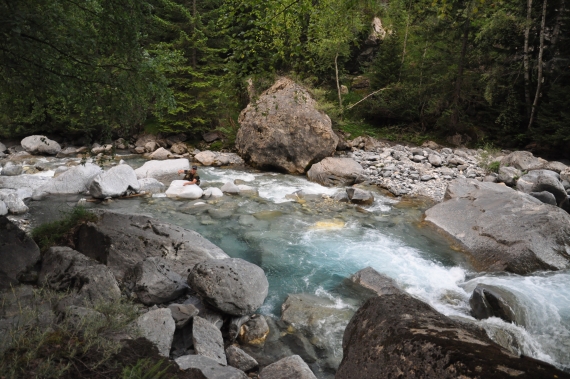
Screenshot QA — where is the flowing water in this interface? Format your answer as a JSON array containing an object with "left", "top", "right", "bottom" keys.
[{"left": 20, "top": 158, "right": 570, "bottom": 376}]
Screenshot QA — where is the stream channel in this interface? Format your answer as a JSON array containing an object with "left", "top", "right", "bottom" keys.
[{"left": 19, "top": 156, "right": 570, "bottom": 377}]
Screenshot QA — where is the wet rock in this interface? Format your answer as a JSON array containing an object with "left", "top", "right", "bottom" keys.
[
  {"left": 149, "top": 147, "right": 173, "bottom": 160},
  {"left": 193, "top": 316, "right": 227, "bottom": 365},
  {"left": 259, "top": 355, "right": 317, "bottom": 379},
  {"left": 175, "top": 355, "right": 248, "bottom": 378},
  {"left": 350, "top": 267, "right": 399, "bottom": 296},
  {"left": 497, "top": 166, "right": 521, "bottom": 186},
  {"left": 89, "top": 164, "right": 140, "bottom": 198},
  {"left": 138, "top": 178, "right": 166, "bottom": 194},
  {"left": 346, "top": 187, "right": 374, "bottom": 205},
  {"left": 221, "top": 181, "right": 240, "bottom": 194},
  {"left": 307, "top": 157, "right": 364, "bottom": 187},
  {"left": 236, "top": 78, "right": 338, "bottom": 174},
  {"left": 516, "top": 169, "right": 567, "bottom": 206},
  {"left": 337, "top": 288, "right": 569, "bottom": 379},
  {"left": 134, "top": 158, "right": 190, "bottom": 180},
  {"left": 136, "top": 308, "right": 175, "bottom": 357},
  {"left": 333, "top": 191, "right": 349, "bottom": 202},
  {"left": 188, "top": 258, "right": 268, "bottom": 316},
  {"left": 33, "top": 163, "right": 103, "bottom": 198},
  {"left": 470, "top": 284, "right": 520, "bottom": 325},
  {"left": 239, "top": 314, "right": 270, "bottom": 346},
  {"left": 21, "top": 135, "right": 61, "bottom": 155},
  {"left": 530, "top": 191, "right": 557, "bottom": 205},
  {"left": 226, "top": 345, "right": 258, "bottom": 371},
  {"left": 1, "top": 162, "right": 23, "bottom": 176},
  {"left": 281, "top": 333, "right": 318, "bottom": 363},
  {"left": 169, "top": 303, "right": 199, "bottom": 329},
  {"left": 74, "top": 211, "right": 229, "bottom": 281},
  {"left": 1, "top": 193, "right": 28, "bottom": 214},
  {"left": 501, "top": 150, "right": 546, "bottom": 171},
  {"left": 133, "top": 257, "right": 188, "bottom": 305},
  {"left": 39, "top": 247, "right": 121, "bottom": 303},
  {"left": 165, "top": 180, "right": 204, "bottom": 199},
  {"left": 0, "top": 216, "right": 40, "bottom": 289},
  {"left": 203, "top": 187, "right": 224, "bottom": 199},
  {"left": 425, "top": 178, "right": 570, "bottom": 274}
]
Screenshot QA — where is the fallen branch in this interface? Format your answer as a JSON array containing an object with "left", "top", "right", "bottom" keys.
[{"left": 346, "top": 87, "right": 390, "bottom": 110}]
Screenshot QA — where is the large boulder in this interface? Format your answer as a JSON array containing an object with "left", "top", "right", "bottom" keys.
[
  {"left": 193, "top": 316, "right": 227, "bottom": 365},
  {"left": 133, "top": 257, "right": 188, "bottom": 305},
  {"left": 0, "top": 216, "right": 40, "bottom": 289},
  {"left": 38, "top": 246, "right": 121, "bottom": 303},
  {"left": 175, "top": 355, "right": 248, "bottom": 379},
  {"left": 89, "top": 164, "right": 140, "bottom": 199},
  {"left": 469, "top": 284, "right": 521, "bottom": 325},
  {"left": 188, "top": 258, "right": 268, "bottom": 316},
  {"left": 33, "top": 163, "right": 103, "bottom": 198},
  {"left": 336, "top": 285, "right": 570, "bottom": 379},
  {"left": 259, "top": 355, "right": 317, "bottom": 379},
  {"left": 307, "top": 158, "right": 364, "bottom": 187},
  {"left": 516, "top": 169, "right": 567, "bottom": 206},
  {"left": 136, "top": 308, "right": 175, "bottom": 357},
  {"left": 134, "top": 158, "right": 190, "bottom": 180},
  {"left": 165, "top": 180, "right": 203, "bottom": 199},
  {"left": 236, "top": 78, "right": 338, "bottom": 174},
  {"left": 74, "top": 211, "right": 229, "bottom": 281},
  {"left": 500, "top": 150, "right": 546, "bottom": 171},
  {"left": 425, "top": 179, "right": 570, "bottom": 274},
  {"left": 21, "top": 135, "right": 61, "bottom": 155}
]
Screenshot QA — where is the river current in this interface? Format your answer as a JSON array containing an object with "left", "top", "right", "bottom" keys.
[{"left": 21, "top": 158, "right": 570, "bottom": 375}]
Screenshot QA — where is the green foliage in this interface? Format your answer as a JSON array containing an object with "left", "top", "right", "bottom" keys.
[
  {"left": 121, "top": 359, "right": 168, "bottom": 379},
  {"left": 31, "top": 206, "right": 98, "bottom": 252},
  {"left": 487, "top": 161, "right": 500, "bottom": 173}
]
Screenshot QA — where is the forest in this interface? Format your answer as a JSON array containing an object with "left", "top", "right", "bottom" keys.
[{"left": 1, "top": 0, "right": 568, "bottom": 156}]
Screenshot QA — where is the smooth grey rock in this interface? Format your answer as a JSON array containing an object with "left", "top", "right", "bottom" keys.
[
  {"left": 259, "top": 355, "right": 317, "bottom": 379},
  {"left": 89, "top": 164, "right": 140, "bottom": 198},
  {"left": 420, "top": 174, "right": 433, "bottom": 181},
  {"left": 74, "top": 211, "right": 229, "bottom": 281},
  {"left": 1, "top": 162, "right": 23, "bottom": 176},
  {"left": 346, "top": 187, "right": 374, "bottom": 205},
  {"left": 203, "top": 187, "right": 224, "bottom": 199},
  {"left": 188, "top": 258, "right": 268, "bottom": 316},
  {"left": 137, "top": 178, "right": 166, "bottom": 194},
  {"left": 501, "top": 150, "right": 546, "bottom": 171},
  {"left": 483, "top": 175, "right": 497, "bottom": 182},
  {"left": 428, "top": 154, "right": 442, "bottom": 167},
  {"left": 144, "top": 141, "right": 158, "bottom": 152},
  {"left": 170, "top": 142, "right": 188, "bottom": 155},
  {"left": 226, "top": 345, "right": 258, "bottom": 371},
  {"left": 134, "top": 158, "right": 190, "bottom": 180},
  {"left": 530, "top": 191, "right": 557, "bottom": 205},
  {"left": 425, "top": 178, "right": 570, "bottom": 274},
  {"left": 498, "top": 166, "right": 521, "bottom": 186},
  {"left": 149, "top": 147, "right": 172, "bottom": 160},
  {"left": 238, "top": 315, "right": 269, "bottom": 346},
  {"left": 0, "top": 216, "right": 40, "bottom": 289},
  {"left": 0, "top": 201, "right": 6, "bottom": 216},
  {"left": 136, "top": 308, "right": 175, "bottom": 357},
  {"left": 133, "top": 257, "right": 188, "bottom": 305},
  {"left": 236, "top": 78, "right": 338, "bottom": 174},
  {"left": 193, "top": 316, "right": 227, "bottom": 365},
  {"left": 39, "top": 246, "right": 121, "bottom": 303},
  {"left": 0, "top": 175, "right": 51, "bottom": 192},
  {"left": 33, "top": 163, "right": 103, "bottom": 197},
  {"left": 21, "top": 135, "right": 61, "bottom": 155},
  {"left": 2, "top": 193, "right": 28, "bottom": 214},
  {"left": 169, "top": 303, "right": 199, "bottom": 329},
  {"left": 221, "top": 181, "right": 240, "bottom": 194},
  {"left": 166, "top": 180, "right": 204, "bottom": 199},
  {"left": 469, "top": 284, "right": 522, "bottom": 325},
  {"left": 516, "top": 169, "right": 567, "bottom": 206},
  {"left": 350, "top": 267, "right": 399, "bottom": 296},
  {"left": 175, "top": 355, "right": 247, "bottom": 379},
  {"left": 307, "top": 157, "right": 364, "bottom": 187},
  {"left": 544, "top": 161, "right": 568, "bottom": 173}
]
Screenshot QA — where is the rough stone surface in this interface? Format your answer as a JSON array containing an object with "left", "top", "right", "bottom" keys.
[
  {"left": 239, "top": 315, "right": 270, "bottom": 346},
  {"left": 170, "top": 142, "right": 188, "bottom": 155},
  {"left": 21, "top": 135, "right": 61, "bottom": 155},
  {"left": 0, "top": 216, "right": 40, "bottom": 289},
  {"left": 425, "top": 178, "right": 570, "bottom": 274},
  {"left": 336, "top": 288, "right": 570, "bottom": 379},
  {"left": 39, "top": 247, "right": 121, "bottom": 303},
  {"left": 226, "top": 345, "right": 258, "bottom": 372},
  {"left": 165, "top": 180, "right": 204, "bottom": 199},
  {"left": 169, "top": 303, "right": 199, "bottom": 329},
  {"left": 307, "top": 158, "right": 364, "bottom": 187},
  {"left": 501, "top": 150, "right": 546, "bottom": 171},
  {"left": 33, "top": 163, "right": 103, "bottom": 197},
  {"left": 1, "top": 162, "right": 23, "bottom": 176},
  {"left": 516, "top": 169, "right": 567, "bottom": 206},
  {"left": 133, "top": 257, "right": 188, "bottom": 305},
  {"left": 193, "top": 316, "right": 227, "bottom": 365},
  {"left": 470, "top": 284, "right": 521, "bottom": 325},
  {"left": 74, "top": 211, "right": 229, "bottom": 281},
  {"left": 498, "top": 166, "right": 521, "bottom": 186},
  {"left": 188, "top": 258, "right": 269, "bottom": 316},
  {"left": 350, "top": 267, "right": 400, "bottom": 296},
  {"left": 138, "top": 178, "right": 166, "bottom": 194},
  {"left": 89, "top": 164, "right": 140, "bottom": 198},
  {"left": 135, "top": 158, "right": 190, "bottom": 180},
  {"left": 175, "top": 355, "right": 248, "bottom": 379},
  {"left": 136, "top": 308, "right": 175, "bottom": 357},
  {"left": 236, "top": 78, "right": 338, "bottom": 174},
  {"left": 259, "top": 355, "right": 317, "bottom": 379},
  {"left": 346, "top": 187, "right": 374, "bottom": 205}
]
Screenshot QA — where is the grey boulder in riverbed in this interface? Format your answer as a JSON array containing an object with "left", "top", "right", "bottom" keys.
[
  {"left": 346, "top": 187, "right": 374, "bottom": 205},
  {"left": 32, "top": 163, "right": 103, "bottom": 198},
  {"left": 516, "top": 169, "right": 567, "bottom": 206},
  {"left": 469, "top": 284, "right": 522, "bottom": 326},
  {"left": 0, "top": 216, "right": 40, "bottom": 289},
  {"left": 425, "top": 179, "right": 570, "bottom": 274},
  {"left": 336, "top": 278, "right": 570, "bottom": 379},
  {"left": 307, "top": 157, "right": 364, "bottom": 187},
  {"left": 89, "top": 163, "right": 140, "bottom": 198},
  {"left": 134, "top": 158, "right": 190, "bottom": 180},
  {"left": 188, "top": 258, "right": 268, "bottom": 316},
  {"left": 21, "top": 135, "right": 61, "bottom": 155},
  {"left": 74, "top": 211, "right": 229, "bottom": 281}
]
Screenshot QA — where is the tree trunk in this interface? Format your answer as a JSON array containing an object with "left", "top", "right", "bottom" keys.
[
  {"left": 524, "top": 0, "right": 533, "bottom": 118},
  {"left": 528, "top": 0, "right": 548, "bottom": 130},
  {"left": 450, "top": 22, "right": 469, "bottom": 130},
  {"left": 335, "top": 53, "right": 343, "bottom": 119}
]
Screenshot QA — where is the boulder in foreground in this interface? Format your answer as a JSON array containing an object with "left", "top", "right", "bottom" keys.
[
  {"left": 425, "top": 178, "right": 570, "bottom": 274},
  {"left": 236, "top": 78, "right": 338, "bottom": 174}
]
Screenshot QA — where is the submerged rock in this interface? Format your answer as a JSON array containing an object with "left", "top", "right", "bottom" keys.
[
  {"left": 0, "top": 216, "right": 40, "bottom": 289},
  {"left": 259, "top": 355, "right": 317, "bottom": 379},
  {"left": 425, "top": 179, "right": 570, "bottom": 274},
  {"left": 236, "top": 77, "right": 338, "bottom": 174},
  {"left": 307, "top": 157, "right": 364, "bottom": 187}
]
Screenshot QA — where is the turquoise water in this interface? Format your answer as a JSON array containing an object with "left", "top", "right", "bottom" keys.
[{"left": 23, "top": 162, "right": 570, "bottom": 373}]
